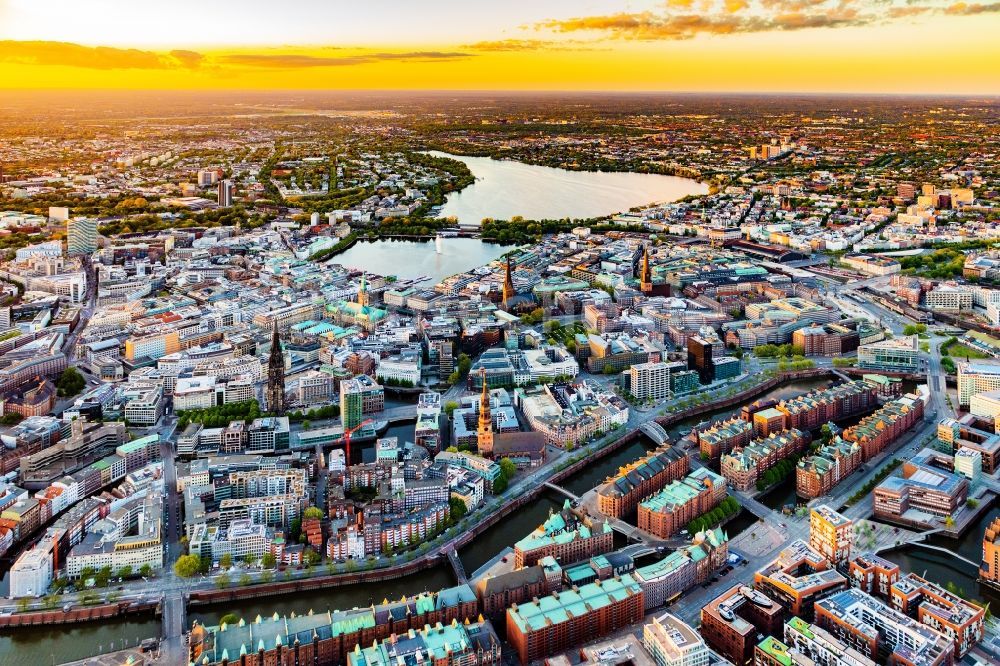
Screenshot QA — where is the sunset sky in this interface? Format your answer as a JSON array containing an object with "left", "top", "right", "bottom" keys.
[{"left": 1, "top": 0, "right": 998, "bottom": 93}]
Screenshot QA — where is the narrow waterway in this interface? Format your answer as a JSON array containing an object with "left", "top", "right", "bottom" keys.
[
  {"left": 881, "top": 500, "right": 1000, "bottom": 608},
  {"left": 2, "top": 376, "right": 840, "bottom": 663}
]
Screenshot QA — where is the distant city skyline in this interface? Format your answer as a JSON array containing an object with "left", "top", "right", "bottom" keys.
[{"left": 0, "top": 0, "right": 999, "bottom": 93}]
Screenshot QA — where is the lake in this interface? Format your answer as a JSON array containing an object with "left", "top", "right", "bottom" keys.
[
  {"left": 428, "top": 150, "right": 708, "bottom": 225},
  {"left": 331, "top": 237, "right": 508, "bottom": 284}
]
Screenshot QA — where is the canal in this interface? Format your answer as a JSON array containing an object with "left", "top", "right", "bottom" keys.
[
  {"left": 5, "top": 375, "right": 840, "bottom": 662},
  {"left": 880, "top": 500, "right": 1000, "bottom": 608}
]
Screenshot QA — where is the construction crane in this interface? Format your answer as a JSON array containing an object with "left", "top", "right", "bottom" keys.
[{"left": 342, "top": 418, "right": 373, "bottom": 466}]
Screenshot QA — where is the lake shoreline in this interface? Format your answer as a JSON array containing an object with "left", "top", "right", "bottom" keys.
[{"left": 425, "top": 150, "right": 708, "bottom": 226}]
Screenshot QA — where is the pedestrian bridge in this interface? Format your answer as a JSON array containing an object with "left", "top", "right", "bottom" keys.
[
  {"left": 542, "top": 482, "right": 579, "bottom": 502},
  {"left": 639, "top": 422, "right": 670, "bottom": 446}
]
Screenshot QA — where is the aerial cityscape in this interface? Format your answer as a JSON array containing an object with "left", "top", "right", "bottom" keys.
[{"left": 1, "top": 2, "right": 1000, "bottom": 666}]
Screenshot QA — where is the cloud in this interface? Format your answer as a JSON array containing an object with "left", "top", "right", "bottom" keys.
[
  {"left": 888, "top": 5, "right": 932, "bottom": 17},
  {"left": 219, "top": 51, "right": 471, "bottom": 68},
  {"left": 463, "top": 39, "right": 600, "bottom": 52},
  {"left": 943, "top": 1, "right": 1000, "bottom": 14},
  {"left": 725, "top": 0, "right": 751, "bottom": 12},
  {"left": 537, "top": 7, "right": 878, "bottom": 40},
  {"left": 0, "top": 40, "right": 201, "bottom": 70},
  {"left": 169, "top": 50, "right": 205, "bottom": 68}
]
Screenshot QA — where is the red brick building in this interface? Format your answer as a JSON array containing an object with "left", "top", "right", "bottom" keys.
[
  {"left": 597, "top": 444, "right": 689, "bottom": 518},
  {"left": 507, "top": 575, "right": 645, "bottom": 664}
]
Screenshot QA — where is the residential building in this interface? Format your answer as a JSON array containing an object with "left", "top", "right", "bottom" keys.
[
  {"left": 753, "top": 540, "right": 848, "bottom": 620},
  {"left": 700, "top": 585, "right": 784, "bottom": 666},
  {"left": 777, "top": 616, "right": 876, "bottom": 666},
  {"left": 814, "top": 589, "right": 953, "bottom": 666},
  {"left": 890, "top": 573, "right": 984, "bottom": 658},
  {"left": 983, "top": 516, "right": 1000, "bottom": 588},
  {"left": 847, "top": 553, "right": 900, "bottom": 599},
  {"left": 643, "top": 613, "right": 709, "bottom": 666},
  {"left": 630, "top": 361, "right": 681, "bottom": 401},
  {"left": 809, "top": 505, "right": 852, "bottom": 565}
]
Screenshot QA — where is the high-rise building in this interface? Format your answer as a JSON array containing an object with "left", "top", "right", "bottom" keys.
[
  {"left": 629, "top": 361, "right": 676, "bottom": 400},
  {"left": 686, "top": 336, "right": 714, "bottom": 384},
  {"left": 66, "top": 217, "right": 97, "bottom": 255},
  {"left": 217, "top": 179, "right": 234, "bottom": 207},
  {"left": 340, "top": 374, "right": 384, "bottom": 431},
  {"left": 477, "top": 369, "right": 494, "bottom": 457},
  {"left": 264, "top": 324, "right": 286, "bottom": 414},
  {"left": 197, "top": 169, "right": 219, "bottom": 187},
  {"left": 643, "top": 612, "right": 708, "bottom": 666},
  {"left": 809, "top": 505, "right": 852, "bottom": 565}
]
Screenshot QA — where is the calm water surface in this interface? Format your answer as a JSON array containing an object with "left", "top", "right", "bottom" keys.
[
  {"left": 332, "top": 237, "right": 508, "bottom": 283},
  {"left": 429, "top": 151, "right": 708, "bottom": 225}
]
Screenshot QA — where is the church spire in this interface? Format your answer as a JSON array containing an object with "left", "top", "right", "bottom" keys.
[
  {"left": 265, "top": 322, "right": 287, "bottom": 414},
  {"left": 501, "top": 255, "right": 515, "bottom": 309},
  {"left": 477, "top": 369, "right": 494, "bottom": 457},
  {"left": 640, "top": 245, "right": 653, "bottom": 294}
]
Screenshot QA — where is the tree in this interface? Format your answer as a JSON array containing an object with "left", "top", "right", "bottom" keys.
[
  {"left": 243, "top": 553, "right": 258, "bottom": 567},
  {"left": 261, "top": 553, "right": 277, "bottom": 569},
  {"left": 174, "top": 554, "right": 201, "bottom": 578},
  {"left": 117, "top": 566, "right": 133, "bottom": 580},
  {"left": 56, "top": 367, "right": 86, "bottom": 398},
  {"left": 304, "top": 547, "right": 321, "bottom": 566},
  {"left": 238, "top": 574, "right": 252, "bottom": 587},
  {"left": 16, "top": 597, "right": 30, "bottom": 613},
  {"left": 139, "top": 564, "right": 152, "bottom": 578},
  {"left": 95, "top": 566, "right": 112, "bottom": 588},
  {"left": 303, "top": 506, "right": 324, "bottom": 520},
  {"left": 219, "top": 553, "right": 233, "bottom": 569},
  {"left": 220, "top": 613, "right": 240, "bottom": 626},
  {"left": 215, "top": 573, "right": 230, "bottom": 589},
  {"left": 944, "top": 516, "right": 955, "bottom": 528},
  {"left": 449, "top": 497, "right": 468, "bottom": 524},
  {"left": 499, "top": 458, "right": 517, "bottom": 480},
  {"left": 444, "top": 401, "right": 460, "bottom": 417}
]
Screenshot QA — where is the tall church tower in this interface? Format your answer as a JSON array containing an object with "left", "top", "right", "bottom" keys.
[
  {"left": 265, "top": 322, "right": 287, "bottom": 414},
  {"left": 639, "top": 245, "right": 653, "bottom": 294},
  {"left": 501, "top": 255, "right": 515, "bottom": 309},
  {"left": 357, "top": 273, "right": 369, "bottom": 309},
  {"left": 477, "top": 369, "right": 494, "bottom": 457}
]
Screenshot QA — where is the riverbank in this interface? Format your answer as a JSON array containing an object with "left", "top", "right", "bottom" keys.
[{"left": 0, "top": 598, "right": 158, "bottom": 628}]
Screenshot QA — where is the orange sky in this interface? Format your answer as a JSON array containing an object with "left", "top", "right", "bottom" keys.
[{"left": 0, "top": 0, "right": 998, "bottom": 93}]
